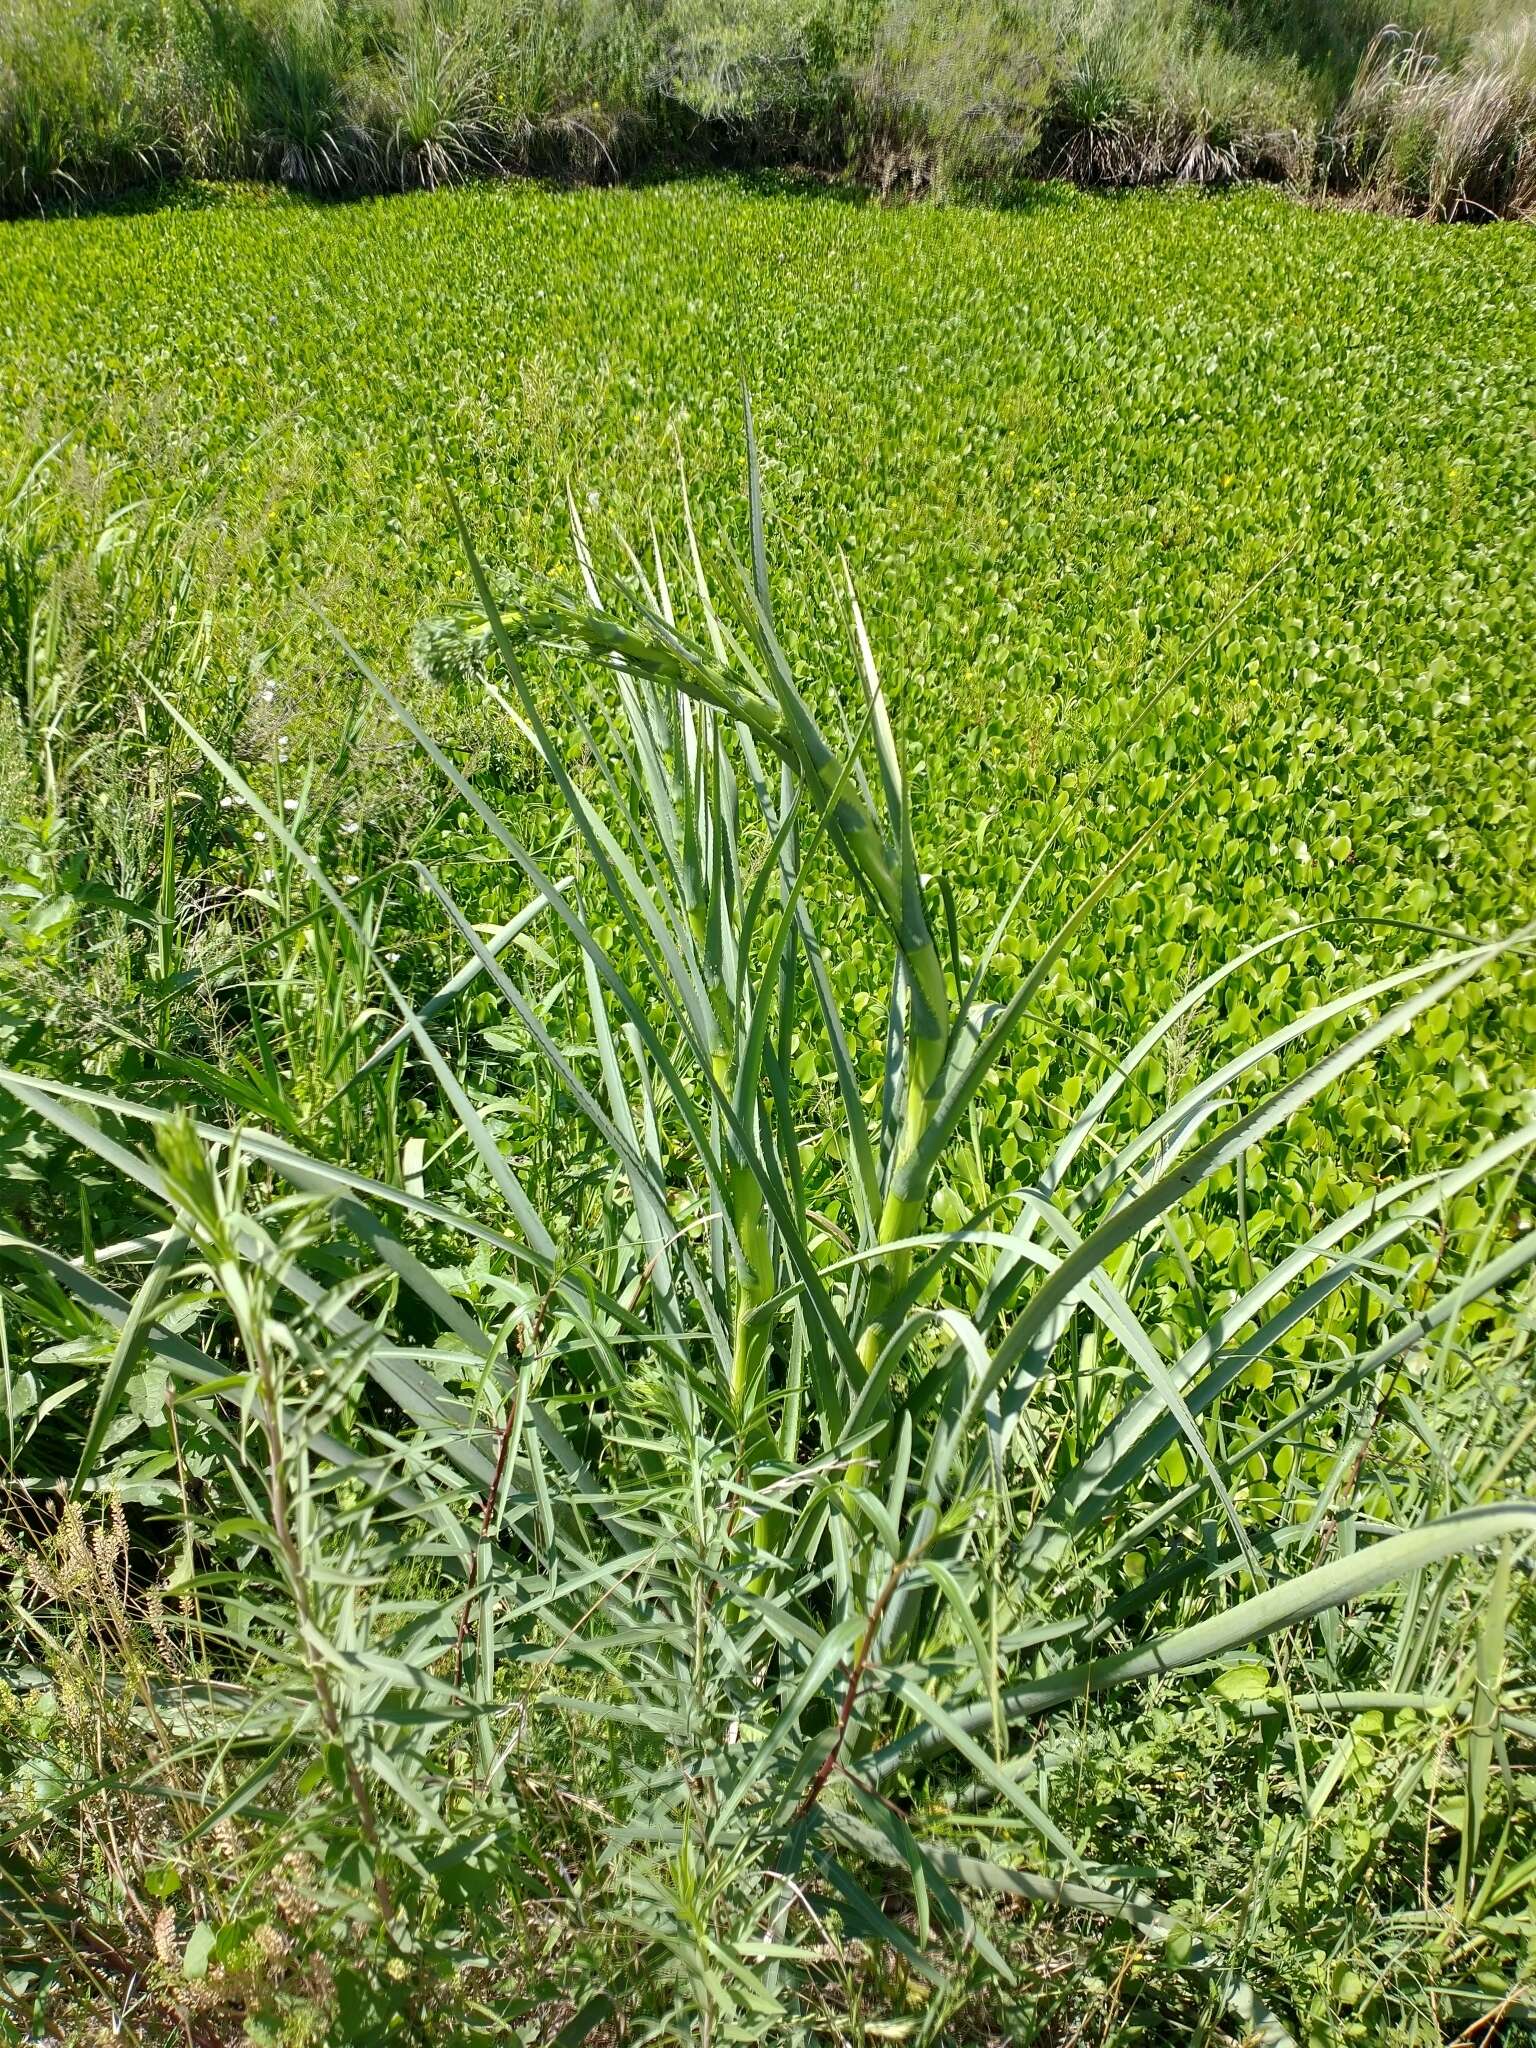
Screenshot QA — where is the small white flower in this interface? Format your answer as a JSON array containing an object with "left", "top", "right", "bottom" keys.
[
  {"left": 385, "top": 951, "right": 400, "bottom": 964},
  {"left": 253, "top": 829, "right": 266, "bottom": 842},
  {"left": 342, "top": 820, "right": 359, "bottom": 835},
  {"left": 261, "top": 867, "right": 275, "bottom": 882},
  {"left": 343, "top": 873, "right": 360, "bottom": 886},
  {"left": 219, "top": 794, "right": 235, "bottom": 809},
  {"left": 283, "top": 798, "right": 298, "bottom": 811}
]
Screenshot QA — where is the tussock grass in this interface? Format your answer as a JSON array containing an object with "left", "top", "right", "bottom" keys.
[
  {"left": 1328, "top": 17, "right": 1536, "bottom": 218},
  {"left": 0, "top": 0, "right": 174, "bottom": 213}
]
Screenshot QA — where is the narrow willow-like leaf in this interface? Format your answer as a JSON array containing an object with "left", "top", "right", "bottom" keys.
[{"left": 826, "top": 1811, "right": 1294, "bottom": 2047}]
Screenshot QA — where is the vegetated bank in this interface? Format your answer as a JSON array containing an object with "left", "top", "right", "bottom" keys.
[
  {"left": 0, "top": 175, "right": 1534, "bottom": 2045},
  {"left": 3, "top": 0, "right": 1536, "bottom": 220}
]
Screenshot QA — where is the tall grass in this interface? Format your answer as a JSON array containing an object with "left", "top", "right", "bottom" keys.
[
  {"left": 1328, "top": 17, "right": 1536, "bottom": 217},
  {"left": 0, "top": 0, "right": 173, "bottom": 213},
  {"left": 4, "top": 435, "right": 1532, "bottom": 2037},
  {"left": 0, "top": 440, "right": 436, "bottom": 1238},
  {"left": 3, "top": 0, "right": 1534, "bottom": 214},
  {"left": 364, "top": 24, "right": 492, "bottom": 191}
]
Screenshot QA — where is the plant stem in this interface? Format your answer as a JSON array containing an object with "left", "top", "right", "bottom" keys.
[
  {"left": 236, "top": 1288, "right": 395, "bottom": 1927},
  {"left": 792, "top": 1549, "right": 916, "bottom": 1823},
  {"left": 857, "top": 937, "right": 950, "bottom": 1379}
]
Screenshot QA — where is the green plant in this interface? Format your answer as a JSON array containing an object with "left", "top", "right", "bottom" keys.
[
  {"left": 1153, "top": 43, "right": 1305, "bottom": 184},
  {"left": 257, "top": 12, "right": 366, "bottom": 189},
  {"left": 367, "top": 23, "right": 493, "bottom": 190},
  {"left": 0, "top": 0, "right": 171, "bottom": 213},
  {"left": 1048, "top": 34, "right": 1147, "bottom": 183},
  {"left": 6, "top": 432, "right": 1533, "bottom": 2040},
  {"left": 3, "top": 161, "right": 1536, "bottom": 2038},
  {"left": 3, "top": 174, "right": 1533, "bottom": 1243},
  {"left": 857, "top": 0, "right": 1051, "bottom": 195}
]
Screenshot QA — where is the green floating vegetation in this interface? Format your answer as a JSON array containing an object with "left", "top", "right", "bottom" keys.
[{"left": 2, "top": 175, "right": 1533, "bottom": 1176}]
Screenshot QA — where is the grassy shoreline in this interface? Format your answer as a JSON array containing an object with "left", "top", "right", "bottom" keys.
[{"left": 3, "top": 0, "right": 1535, "bottom": 222}]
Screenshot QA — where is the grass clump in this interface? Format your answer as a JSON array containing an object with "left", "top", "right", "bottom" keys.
[
  {"left": 363, "top": 24, "right": 493, "bottom": 191},
  {"left": 1329, "top": 18, "right": 1536, "bottom": 218},
  {"left": 0, "top": 0, "right": 173, "bottom": 213}
]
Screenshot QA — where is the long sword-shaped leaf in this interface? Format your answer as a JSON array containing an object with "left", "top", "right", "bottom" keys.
[
  {"left": 1020, "top": 1122, "right": 1536, "bottom": 1579},
  {"left": 1069, "top": 941, "right": 1525, "bottom": 1221},
  {"left": 349, "top": 879, "right": 570, "bottom": 1085},
  {"left": 146, "top": 685, "right": 558, "bottom": 1262},
  {"left": 959, "top": 934, "right": 1517, "bottom": 1447},
  {"left": 868, "top": 1499, "right": 1536, "bottom": 1779}
]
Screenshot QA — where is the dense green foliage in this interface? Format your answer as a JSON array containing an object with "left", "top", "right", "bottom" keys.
[
  {"left": 2, "top": 0, "right": 1535, "bottom": 217},
  {"left": 1, "top": 180, "right": 1534, "bottom": 2045}
]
